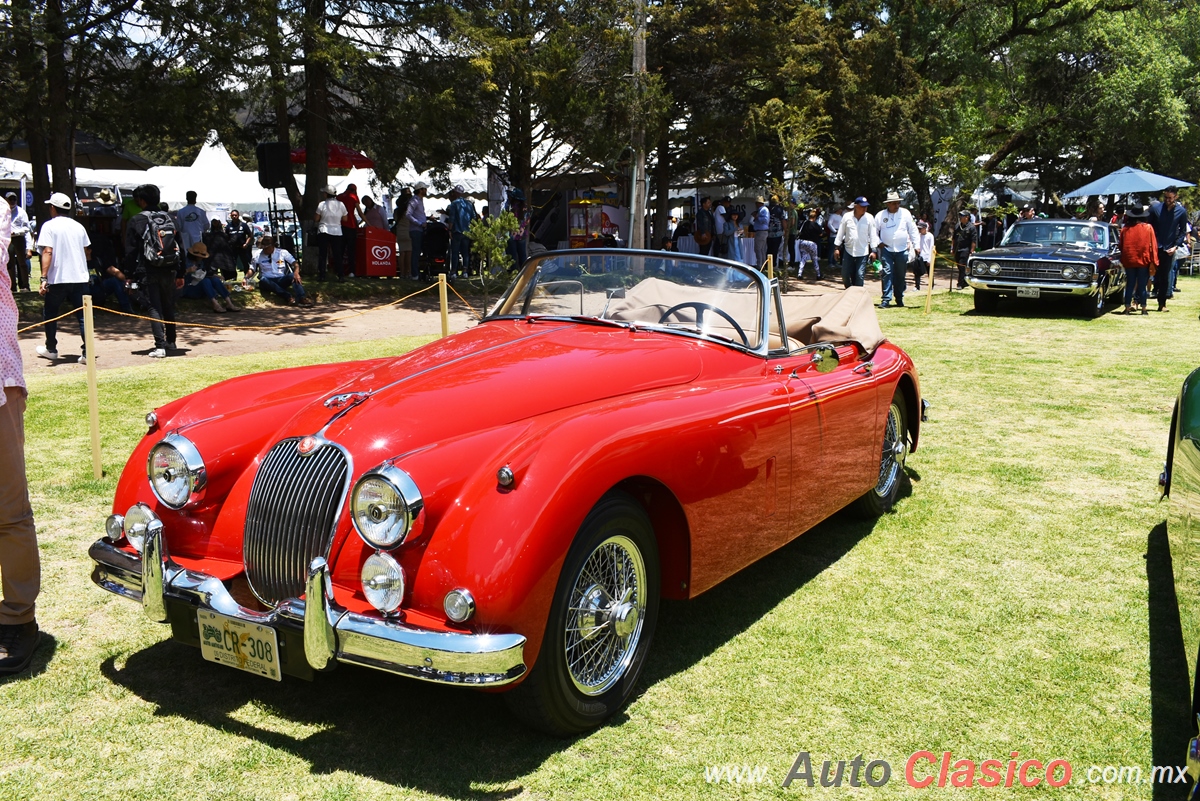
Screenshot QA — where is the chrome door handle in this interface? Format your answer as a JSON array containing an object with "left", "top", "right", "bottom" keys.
[{"left": 853, "top": 361, "right": 874, "bottom": 375}]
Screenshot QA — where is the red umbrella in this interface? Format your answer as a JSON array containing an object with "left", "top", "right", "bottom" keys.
[{"left": 289, "top": 143, "right": 375, "bottom": 169}]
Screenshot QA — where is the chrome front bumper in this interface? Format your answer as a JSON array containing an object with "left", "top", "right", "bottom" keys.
[
  {"left": 89, "top": 531, "right": 527, "bottom": 686},
  {"left": 965, "top": 277, "right": 1099, "bottom": 296}
]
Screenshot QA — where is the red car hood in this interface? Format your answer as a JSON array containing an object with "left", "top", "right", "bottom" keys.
[{"left": 278, "top": 320, "right": 704, "bottom": 455}]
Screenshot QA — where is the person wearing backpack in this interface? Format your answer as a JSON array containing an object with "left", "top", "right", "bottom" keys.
[{"left": 124, "top": 184, "right": 184, "bottom": 359}]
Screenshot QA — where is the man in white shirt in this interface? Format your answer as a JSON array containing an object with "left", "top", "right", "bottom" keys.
[
  {"left": 825, "top": 205, "right": 843, "bottom": 266},
  {"left": 833, "top": 197, "right": 879, "bottom": 288},
  {"left": 5, "top": 193, "right": 31, "bottom": 292},
  {"left": 875, "top": 191, "right": 921, "bottom": 308},
  {"left": 176, "top": 191, "right": 209, "bottom": 255},
  {"left": 249, "top": 236, "right": 311, "bottom": 306},
  {"left": 35, "top": 193, "right": 91, "bottom": 363},
  {"left": 914, "top": 220, "right": 935, "bottom": 291},
  {"left": 406, "top": 182, "right": 428, "bottom": 279},
  {"left": 314, "top": 185, "right": 348, "bottom": 282},
  {"left": 713, "top": 199, "right": 728, "bottom": 259}
]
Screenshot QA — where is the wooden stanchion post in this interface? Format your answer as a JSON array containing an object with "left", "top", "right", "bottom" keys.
[
  {"left": 766, "top": 254, "right": 773, "bottom": 280},
  {"left": 83, "top": 296, "right": 102, "bottom": 479},
  {"left": 438, "top": 274, "right": 450, "bottom": 338},
  {"left": 924, "top": 250, "right": 935, "bottom": 315}
]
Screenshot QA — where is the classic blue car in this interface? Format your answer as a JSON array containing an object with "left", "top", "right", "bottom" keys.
[{"left": 966, "top": 219, "right": 1126, "bottom": 317}]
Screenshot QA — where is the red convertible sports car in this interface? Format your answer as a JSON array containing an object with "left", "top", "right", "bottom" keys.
[{"left": 90, "top": 250, "right": 925, "bottom": 734}]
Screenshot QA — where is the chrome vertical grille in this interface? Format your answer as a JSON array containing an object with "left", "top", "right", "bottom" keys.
[{"left": 243, "top": 438, "right": 349, "bottom": 605}]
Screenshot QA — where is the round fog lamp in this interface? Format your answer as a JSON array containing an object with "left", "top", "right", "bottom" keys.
[
  {"left": 106, "top": 513, "right": 125, "bottom": 541},
  {"left": 123, "top": 503, "right": 159, "bottom": 554},
  {"left": 361, "top": 552, "right": 405, "bottom": 614},
  {"left": 444, "top": 589, "right": 476, "bottom": 623}
]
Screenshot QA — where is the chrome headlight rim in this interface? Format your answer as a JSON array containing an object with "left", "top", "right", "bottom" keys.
[
  {"left": 971, "top": 261, "right": 985, "bottom": 276},
  {"left": 1061, "top": 266, "right": 1074, "bottom": 279},
  {"left": 146, "top": 433, "right": 207, "bottom": 510},
  {"left": 123, "top": 502, "right": 161, "bottom": 554},
  {"left": 350, "top": 464, "right": 424, "bottom": 550},
  {"left": 987, "top": 262, "right": 1001, "bottom": 275}
]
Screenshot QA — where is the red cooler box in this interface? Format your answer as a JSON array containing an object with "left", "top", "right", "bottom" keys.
[{"left": 357, "top": 227, "right": 397, "bottom": 277}]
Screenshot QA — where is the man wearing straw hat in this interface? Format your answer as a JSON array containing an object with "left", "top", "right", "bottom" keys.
[
  {"left": 0, "top": 197, "right": 43, "bottom": 676},
  {"left": 874, "top": 191, "right": 920, "bottom": 308}
]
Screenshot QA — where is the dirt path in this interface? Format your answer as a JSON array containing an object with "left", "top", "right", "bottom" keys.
[{"left": 17, "top": 292, "right": 479, "bottom": 372}]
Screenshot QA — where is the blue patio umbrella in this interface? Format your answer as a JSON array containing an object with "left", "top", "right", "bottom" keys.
[{"left": 1064, "top": 166, "right": 1194, "bottom": 199}]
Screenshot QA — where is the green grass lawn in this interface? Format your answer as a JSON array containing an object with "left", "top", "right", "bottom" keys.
[{"left": 3, "top": 278, "right": 1199, "bottom": 799}]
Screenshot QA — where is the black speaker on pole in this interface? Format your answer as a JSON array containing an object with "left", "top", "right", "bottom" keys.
[{"left": 256, "top": 142, "right": 291, "bottom": 189}]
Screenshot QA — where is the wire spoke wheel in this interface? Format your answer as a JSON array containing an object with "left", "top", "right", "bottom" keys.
[
  {"left": 875, "top": 401, "right": 906, "bottom": 498},
  {"left": 564, "top": 534, "right": 647, "bottom": 696}
]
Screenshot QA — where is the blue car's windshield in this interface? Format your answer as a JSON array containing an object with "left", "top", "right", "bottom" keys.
[
  {"left": 487, "top": 250, "right": 766, "bottom": 350},
  {"left": 1001, "top": 221, "right": 1109, "bottom": 249}
]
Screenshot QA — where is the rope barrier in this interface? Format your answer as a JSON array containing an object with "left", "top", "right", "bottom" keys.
[
  {"left": 17, "top": 306, "right": 86, "bottom": 334},
  {"left": 17, "top": 282, "right": 443, "bottom": 334},
  {"left": 446, "top": 282, "right": 483, "bottom": 320}
]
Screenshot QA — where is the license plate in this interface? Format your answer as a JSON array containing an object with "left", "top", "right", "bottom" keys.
[
  {"left": 1016, "top": 286, "right": 1040, "bottom": 298},
  {"left": 197, "top": 610, "right": 281, "bottom": 681}
]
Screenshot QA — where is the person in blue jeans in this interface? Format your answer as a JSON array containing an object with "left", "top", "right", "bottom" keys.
[
  {"left": 180, "top": 243, "right": 240, "bottom": 313},
  {"left": 249, "top": 236, "right": 312, "bottom": 306},
  {"left": 874, "top": 192, "right": 920, "bottom": 308},
  {"left": 448, "top": 185, "right": 476, "bottom": 276},
  {"left": 1149, "top": 186, "right": 1188, "bottom": 312},
  {"left": 833, "top": 198, "right": 879, "bottom": 288}
]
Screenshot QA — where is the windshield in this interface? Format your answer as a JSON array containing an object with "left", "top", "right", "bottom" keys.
[
  {"left": 1000, "top": 221, "right": 1109, "bottom": 249},
  {"left": 487, "top": 250, "right": 766, "bottom": 350}
]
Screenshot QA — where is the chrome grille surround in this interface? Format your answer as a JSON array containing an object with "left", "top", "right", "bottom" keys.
[
  {"left": 991, "top": 260, "right": 1094, "bottom": 282},
  {"left": 243, "top": 437, "right": 351, "bottom": 606}
]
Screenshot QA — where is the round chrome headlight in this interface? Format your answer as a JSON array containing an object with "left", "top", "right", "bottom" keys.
[
  {"left": 361, "top": 552, "right": 405, "bottom": 614},
  {"left": 105, "top": 513, "right": 125, "bottom": 541},
  {"left": 987, "top": 263, "right": 1000, "bottom": 275},
  {"left": 147, "top": 433, "right": 206, "bottom": 509},
  {"left": 1074, "top": 265, "right": 1091, "bottom": 278},
  {"left": 444, "top": 589, "right": 476, "bottom": 623},
  {"left": 1061, "top": 266, "right": 1074, "bottom": 279},
  {"left": 351, "top": 466, "right": 423, "bottom": 549},
  {"left": 123, "top": 502, "right": 159, "bottom": 554},
  {"left": 971, "top": 262, "right": 985, "bottom": 275}
]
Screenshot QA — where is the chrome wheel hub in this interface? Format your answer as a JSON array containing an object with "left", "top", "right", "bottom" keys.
[{"left": 564, "top": 535, "right": 647, "bottom": 696}]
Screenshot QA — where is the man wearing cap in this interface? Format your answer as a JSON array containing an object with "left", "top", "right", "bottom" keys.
[
  {"left": 407, "top": 183, "right": 429, "bottom": 279},
  {"left": 875, "top": 192, "right": 920, "bottom": 307},
  {"left": 914, "top": 220, "right": 935, "bottom": 291},
  {"left": 766, "top": 195, "right": 786, "bottom": 270},
  {"left": 448, "top": 185, "right": 477, "bottom": 277},
  {"left": 338, "top": 183, "right": 362, "bottom": 277},
  {"left": 752, "top": 197, "right": 770, "bottom": 266},
  {"left": 34, "top": 193, "right": 91, "bottom": 364},
  {"left": 833, "top": 197, "right": 879, "bottom": 289},
  {"left": 6, "top": 193, "right": 31, "bottom": 292},
  {"left": 1149, "top": 185, "right": 1187, "bottom": 311},
  {"left": 176, "top": 191, "right": 209, "bottom": 256},
  {"left": 952, "top": 209, "right": 978, "bottom": 289},
  {"left": 1020, "top": 204, "right": 1035, "bottom": 221},
  {"left": 314, "top": 186, "right": 348, "bottom": 282},
  {"left": 0, "top": 196, "right": 44, "bottom": 676},
  {"left": 248, "top": 236, "right": 312, "bottom": 306}
]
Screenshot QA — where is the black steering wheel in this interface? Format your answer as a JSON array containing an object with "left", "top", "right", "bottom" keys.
[{"left": 657, "top": 302, "right": 750, "bottom": 347}]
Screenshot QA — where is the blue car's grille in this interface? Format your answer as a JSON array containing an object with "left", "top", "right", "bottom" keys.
[
  {"left": 993, "top": 261, "right": 1086, "bottom": 281},
  {"left": 243, "top": 438, "right": 349, "bottom": 605}
]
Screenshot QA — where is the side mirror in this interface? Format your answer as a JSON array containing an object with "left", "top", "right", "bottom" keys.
[{"left": 810, "top": 344, "right": 839, "bottom": 373}]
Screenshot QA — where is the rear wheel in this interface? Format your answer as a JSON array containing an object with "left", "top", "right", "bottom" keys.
[
  {"left": 973, "top": 290, "right": 999, "bottom": 313},
  {"left": 853, "top": 390, "right": 909, "bottom": 517},
  {"left": 505, "top": 492, "right": 660, "bottom": 735}
]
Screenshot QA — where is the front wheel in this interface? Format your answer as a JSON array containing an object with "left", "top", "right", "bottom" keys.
[
  {"left": 505, "top": 492, "right": 660, "bottom": 735},
  {"left": 973, "top": 290, "right": 999, "bottom": 313},
  {"left": 1083, "top": 285, "right": 1107, "bottom": 318},
  {"left": 853, "top": 390, "right": 909, "bottom": 517}
]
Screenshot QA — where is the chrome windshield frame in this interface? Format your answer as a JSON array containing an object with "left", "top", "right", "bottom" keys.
[{"left": 484, "top": 248, "right": 773, "bottom": 357}]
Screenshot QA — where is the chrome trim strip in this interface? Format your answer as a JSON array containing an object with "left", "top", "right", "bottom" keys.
[
  {"left": 304, "top": 557, "right": 339, "bottom": 670},
  {"left": 142, "top": 521, "right": 168, "bottom": 622},
  {"left": 89, "top": 537, "right": 527, "bottom": 686},
  {"left": 965, "top": 278, "right": 1098, "bottom": 295}
]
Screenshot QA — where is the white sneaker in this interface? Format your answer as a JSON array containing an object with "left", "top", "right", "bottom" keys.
[
  {"left": 78, "top": 355, "right": 87, "bottom": 365},
  {"left": 35, "top": 346, "right": 58, "bottom": 360},
  {"left": 149, "top": 348, "right": 167, "bottom": 359}
]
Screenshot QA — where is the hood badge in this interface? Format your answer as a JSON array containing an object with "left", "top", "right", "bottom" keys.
[
  {"left": 324, "top": 391, "right": 371, "bottom": 410},
  {"left": 297, "top": 436, "right": 320, "bottom": 456}
]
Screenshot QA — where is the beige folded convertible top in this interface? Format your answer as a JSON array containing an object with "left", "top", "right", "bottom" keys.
[{"left": 606, "top": 278, "right": 885, "bottom": 353}]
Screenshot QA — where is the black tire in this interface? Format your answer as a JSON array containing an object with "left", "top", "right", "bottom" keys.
[
  {"left": 505, "top": 491, "right": 660, "bottom": 735},
  {"left": 1083, "top": 286, "right": 1106, "bottom": 318},
  {"left": 853, "top": 390, "right": 909, "bottom": 517},
  {"left": 973, "top": 290, "right": 999, "bottom": 313}
]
